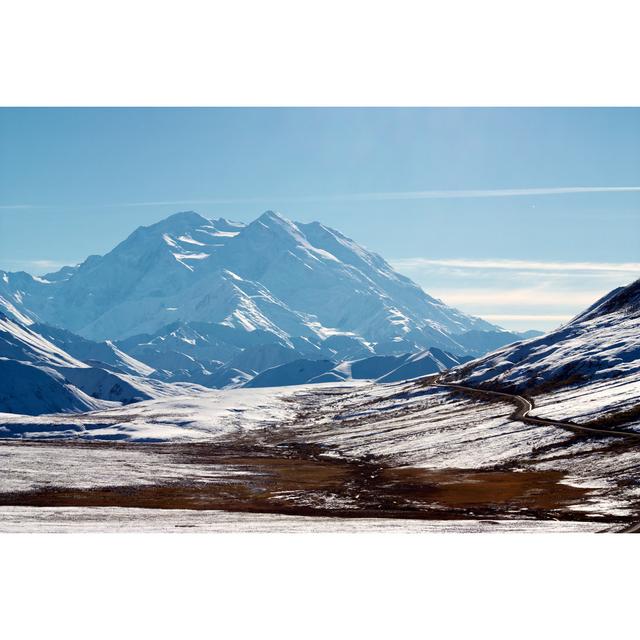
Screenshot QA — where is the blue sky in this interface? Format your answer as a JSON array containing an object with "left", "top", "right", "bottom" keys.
[{"left": 1, "top": 107, "right": 638, "bottom": 331}]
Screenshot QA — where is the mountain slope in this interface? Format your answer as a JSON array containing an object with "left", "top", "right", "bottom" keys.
[
  {"left": 0, "top": 312, "right": 87, "bottom": 369},
  {"left": 0, "top": 312, "right": 201, "bottom": 415},
  {"left": 376, "top": 348, "right": 466, "bottom": 383},
  {"left": 244, "top": 359, "right": 337, "bottom": 388},
  {"left": 443, "top": 279, "right": 640, "bottom": 430},
  {"left": 0, "top": 359, "right": 109, "bottom": 416},
  {"left": 0, "top": 313, "right": 116, "bottom": 414},
  {"left": 245, "top": 348, "right": 469, "bottom": 388},
  {"left": 446, "top": 278, "right": 640, "bottom": 393},
  {"left": 32, "top": 323, "right": 155, "bottom": 377}
]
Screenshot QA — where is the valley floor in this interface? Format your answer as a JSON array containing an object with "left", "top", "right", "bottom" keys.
[
  {"left": 1, "top": 377, "right": 639, "bottom": 532},
  {"left": 0, "top": 506, "right": 607, "bottom": 533}
]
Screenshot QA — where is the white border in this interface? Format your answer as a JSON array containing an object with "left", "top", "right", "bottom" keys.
[
  {"left": 1, "top": 0, "right": 639, "bottom": 105},
  {"left": 1, "top": 534, "right": 639, "bottom": 638},
  {"left": 1, "top": 1, "right": 639, "bottom": 635}
]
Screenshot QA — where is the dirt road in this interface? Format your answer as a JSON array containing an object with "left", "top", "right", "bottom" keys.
[{"left": 435, "top": 380, "right": 640, "bottom": 440}]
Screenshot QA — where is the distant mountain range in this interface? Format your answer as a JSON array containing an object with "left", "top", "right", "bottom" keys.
[
  {"left": 0, "top": 210, "right": 543, "bottom": 408},
  {"left": 0, "top": 308, "right": 472, "bottom": 414},
  {"left": 0, "top": 311, "right": 200, "bottom": 415},
  {"left": 245, "top": 348, "right": 471, "bottom": 388}
]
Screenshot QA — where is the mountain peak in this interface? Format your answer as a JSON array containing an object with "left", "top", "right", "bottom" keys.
[
  {"left": 123, "top": 211, "right": 212, "bottom": 239},
  {"left": 155, "top": 210, "right": 211, "bottom": 228},
  {"left": 125, "top": 211, "right": 213, "bottom": 243},
  {"left": 257, "top": 210, "right": 287, "bottom": 224},
  {"left": 573, "top": 277, "right": 640, "bottom": 323},
  {"left": 248, "top": 210, "right": 301, "bottom": 238}
]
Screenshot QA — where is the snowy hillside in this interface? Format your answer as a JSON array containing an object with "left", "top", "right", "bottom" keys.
[
  {"left": 245, "top": 348, "right": 469, "bottom": 388},
  {"left": 447, "top": 278, "right": 640, "bottom": 392},
  {"left": 0, "top": 313, "right": 202, "bottom": 415},
  {"left": 32, "top": 323, "right": 155, "bottom": 377},
  {"left": 0, "top": 359, "right": 111, "bottom": 415},
  {"left": 444, "top": 278, "right": 640, "bottom": 429}
]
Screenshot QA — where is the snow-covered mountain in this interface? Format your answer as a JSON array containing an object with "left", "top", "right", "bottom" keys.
[
  {"left": 31, "top": 323, "right": 155, "bottom": 378},
  {"left": 445, "top": 278, "right": 640, "bottom": 394},
  {"left": 113, "top": 320, "right": 301, "bottom": 387},
  {"left": 0, "top": 210, "right": 548, "bottom": 394},
  {"left": 245, "top": 347, "right": 469, "bottom": 388},
  {"left": 0, "top": 210, "right": 502, "bottom": 352},
  {"left": 0, "top": 312, "right": 201, "bottom": 415}
]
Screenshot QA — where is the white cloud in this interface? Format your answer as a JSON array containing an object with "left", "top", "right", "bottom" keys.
[
  {"left": 390, "top": 256, "right": 639, "bottom": 331},
  {"left": 6, "top": 185, "right": 640, "bottom": 210},
  {"left": 347, "top": 186, "right": 640, "bottom": 201},
  {"left": 116, "top": 185, "right": 640, "bottom": 207},
  {"left": 1, "top": 259, "right": 74, "bottom": 274},
  {"left": 29, "top": 260, "right": 69, "bottom": 269},
  {"left": 146, "top": 185, "right": 640, "bottom": 206},
  {"left": 391, "top": 257, "right": 640, "bottom": 274},
  {"left": 428, "top": 287, "right": 605, "bottom": 307},
  {"left": 481, "top": 314, "right": 572, "bottom": 322}
]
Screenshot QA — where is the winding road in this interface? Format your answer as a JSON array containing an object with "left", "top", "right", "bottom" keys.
[{"left": 433, "top": 379, "right": 640, "bottom": 440}]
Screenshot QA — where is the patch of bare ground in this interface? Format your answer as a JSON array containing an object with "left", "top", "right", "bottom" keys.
[
  {"left": 525, "top": 374, "right": 588, "bottom": 397},
  {"left": 581, "top": 404, "right": 640, "bottom": 430},
  {"left": 0, "top": 439, "right": 613, "bottom": 524}
]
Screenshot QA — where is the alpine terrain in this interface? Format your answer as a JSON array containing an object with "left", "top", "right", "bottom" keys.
[
  {"left": 0, "top": 210, "right": 534, "bottom": 391},
  {"left": 0, "top": 212, "right": 638, "bottom": 533}
]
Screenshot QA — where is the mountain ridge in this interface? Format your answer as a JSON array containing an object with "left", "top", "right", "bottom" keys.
[
  {"left": 0, "top": 210, "right": 543, "bottom": 392},
  {"left": 445, "top": 277, "right": 640, "bottom": 394},
  {"left": 0, "top": 210, "right": 498, "bottom": 350},
  {"left": 0, "top": 311, "right": 204, "bottom": 415}
]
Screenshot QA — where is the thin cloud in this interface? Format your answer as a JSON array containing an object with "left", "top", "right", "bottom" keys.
[
  {"left": 1, "top": 259, "right": 74, "bottom": 273},
  {"left": 429, "top": 288, "right": 605, "bottom": 307},
  {"left": 391, "top": 257, "right": 636, "bottom": 331},
  {"left": 348, "top": 186, "right": 640, "bottom": 201},
  {"left": 29, "top": 259, "right": 70, "bottom": 269},
  {"left": 4, "top": 185, "right": 640, "bottom": 209},
  {"left": 118, "top": 185, "right": 640, "bottom": 207},
  {"left": 481, "top": 314, "right": 572, "bottom": 322},
  {"left": 392, "top": 257, "right": 640, "bottom": 274}
]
